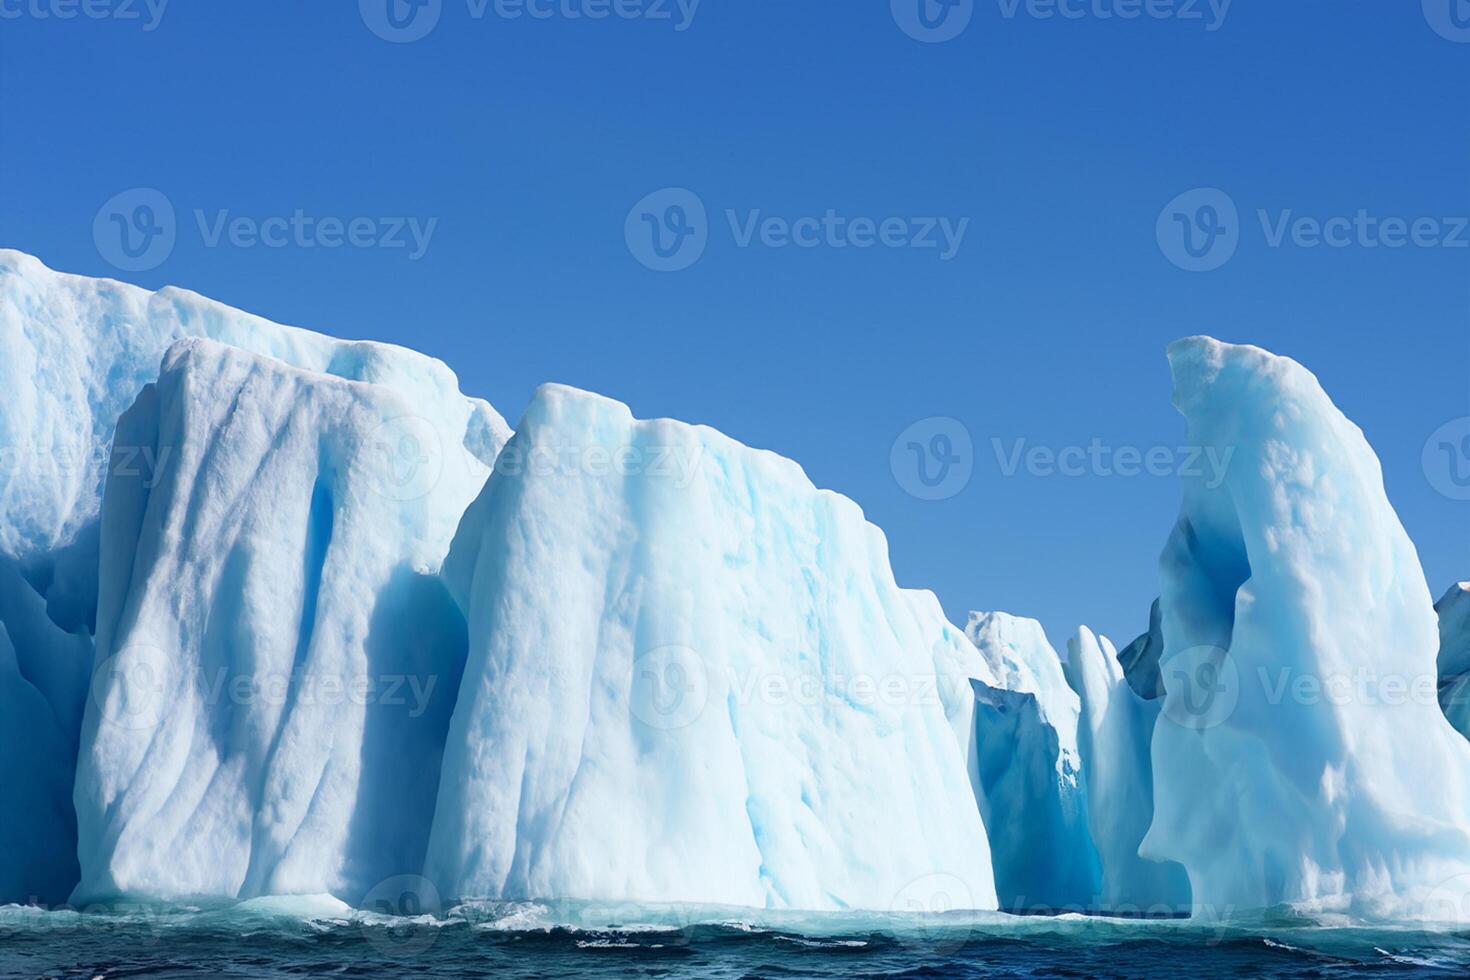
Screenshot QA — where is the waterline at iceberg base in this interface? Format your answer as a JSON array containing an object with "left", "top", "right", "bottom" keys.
[{"left": 3, "top": 251, "right": 1470, "bottom": 973}]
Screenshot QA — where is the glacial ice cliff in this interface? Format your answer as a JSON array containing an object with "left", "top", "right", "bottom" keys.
[
  {"left": 73, "top": 340, "right": 496, "bottom": 903},
  {"left": 0, "top": 252, "right": 506, "bottom": 904},
  {"left": 424, "top": 384, "right": 1000, "bottom": 911},
  {"left": 1141, "top": 337, "right": 1470, "bottom": 914}
]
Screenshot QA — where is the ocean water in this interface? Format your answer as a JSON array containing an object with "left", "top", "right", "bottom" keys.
[{"left": 5, "top": 900, "right": 1470, "bottom": 979}]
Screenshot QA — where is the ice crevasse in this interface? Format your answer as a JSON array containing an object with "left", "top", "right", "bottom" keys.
[{"left": 963, "top": 611, "right": 1101, "bottom": 912}]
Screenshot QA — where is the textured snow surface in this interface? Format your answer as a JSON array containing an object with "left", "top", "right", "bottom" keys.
[
  {"left": 0, "top": 252, "right": 506, "bottom": 904},
  {"left": 963, "top": 612, "right": 1099, "bottom": 911},
  {"left": 1062, "top": 627, "right": 1189, "bottom": 911},
  {"left": 73, "top": 340, "right": 494, "bottom": 904},
  {"left": 0, "top": 249, "right": 507, "bottom": 564},
  {"left": 1142, "top": 337, "right": 1470, "bottom": 913},
  {"left": 425, "top": 384, "right": 999, "bottom": 912}
]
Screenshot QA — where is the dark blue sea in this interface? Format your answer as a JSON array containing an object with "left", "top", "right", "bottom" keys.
[{"left": 4, "top": 899, "right": 1470, "bottom": 979}]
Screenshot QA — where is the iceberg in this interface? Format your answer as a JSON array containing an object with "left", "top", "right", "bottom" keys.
[
  {"left": 1062, "top": 627, "right": 1189, "bottom": 912},
  {"left": 73, "top": 339, "right": 504, "bottom": 904},
  {"left": 964, "top": 612, "right": 1100, "bottom": 912},
  {"left": 1436, "top": 583, "right": 1470, "bottom": 738},
  {"left": 424, "top": 384, "right": 999, "bottom": 912},
  {"left": 0, "top": 251, "right": 506, "bottom": 904},
  {"left": 1141, "top": 337, "right": 1470, "bottom": 914}
]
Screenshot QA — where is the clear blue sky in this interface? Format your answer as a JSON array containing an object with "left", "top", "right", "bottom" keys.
[{"left": 2, "top": 1, "right": 1466, "bottom": 648}]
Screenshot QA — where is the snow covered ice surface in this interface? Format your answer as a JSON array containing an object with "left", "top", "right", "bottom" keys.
[
  {"left": 0, "top": 252, "right": 507, "bottom": 903},
  {"left": 73, "top": 339, "right": 503, "bottom": 904},
  {"left": 963, "top": 612, "right": 1100, "bottom": 912},
  {"left": 0, "top": 249, "right": 505, "bottom": 565},
  {"left": 425, "top": 383, "right": 999, "bottom": 912},
  {"left": 1142, "top": 337, "right": 1470, "bottom": 916}
]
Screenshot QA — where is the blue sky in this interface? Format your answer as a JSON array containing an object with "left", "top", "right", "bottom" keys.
[{"left": 2, "top": 0, "right": 1466, "bottom": 647}]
